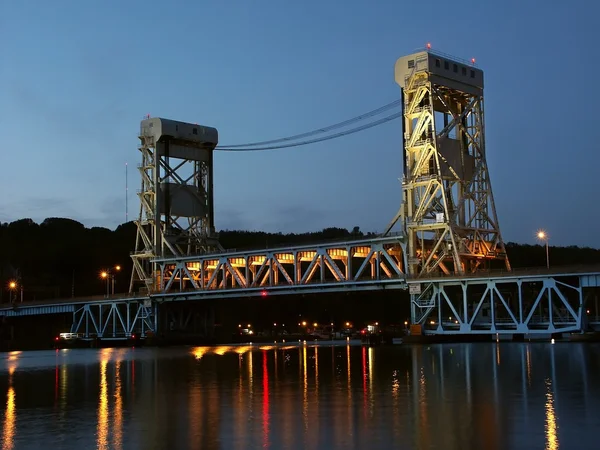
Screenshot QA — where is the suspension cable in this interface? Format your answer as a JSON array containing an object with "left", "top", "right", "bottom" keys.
[
  {"left": 216, "top": 110, "right": 402, "bottom": 152},
  {"left": 217, "top": 99, "right": 401, "bottom": 148}
]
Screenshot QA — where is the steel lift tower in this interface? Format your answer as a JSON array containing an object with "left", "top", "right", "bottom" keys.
[
  {"left": 130, "top": 117, "right": 222, "bottom": 294},
  {"left": 385, "top": 49, "right": 510, "bottom": 277}
]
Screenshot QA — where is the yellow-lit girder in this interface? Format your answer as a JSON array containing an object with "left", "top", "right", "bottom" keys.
[{"left": 154, "top": 236, "right": 406, "bottom": 294}]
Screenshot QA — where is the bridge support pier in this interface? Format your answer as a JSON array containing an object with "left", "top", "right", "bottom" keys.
[{"left": 161, "top": 301, "right": 216, "bottom": 343}]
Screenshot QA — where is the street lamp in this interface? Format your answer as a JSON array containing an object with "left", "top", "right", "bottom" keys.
[
  {"left": 100, "top": 265, "right": 121, "bottom": 297},
  {"left": 8, "top": 281, "right": 17, "bottom": 304},
  {"left": 537, "top": 230, "right": 549, "bottom": 269}
]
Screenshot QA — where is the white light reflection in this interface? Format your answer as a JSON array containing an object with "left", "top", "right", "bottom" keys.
[
  {"left": 302, "top": 345, "right": 308, "bottom": 430},
  {"left": 545, "top": 378, "right": 559, "bottom": 450}
]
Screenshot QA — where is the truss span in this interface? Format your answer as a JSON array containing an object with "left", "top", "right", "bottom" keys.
[
  {"left": 154, "top": 236, "right": 406, "bottom": 297},
  {"left": 70, "top": 300, "right": 156, "bottom": 339},
  {"left": 408, "top": 271, "right": 600, "bottom": 335}
]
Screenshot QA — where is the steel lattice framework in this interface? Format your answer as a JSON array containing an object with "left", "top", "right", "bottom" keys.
[
  {"left": 130, "top": 117, "right": 222, "bottom": 295},
  {"left": 408, "top": 271, "right": 600, "bottom": 333},
  {"left": 70, "top": 300, "right": 156, "bottom": 338},
  {"left": 385, "top": 50, "right": 510, "bottom": 277},
  {"left": 156, "top": 236, "right": 405, "bottom": 296}
]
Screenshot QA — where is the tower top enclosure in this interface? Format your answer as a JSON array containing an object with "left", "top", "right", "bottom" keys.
[
  {"left": 395, "top": 51, "right": 483, "bottom": 94},
  {"left": 140, "top": 117, "right": 219, "bottom": 153}
]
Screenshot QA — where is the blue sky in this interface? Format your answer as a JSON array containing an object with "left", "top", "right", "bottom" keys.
[{"left": 0, "top": 0, "right": 597, "bottom": 247}]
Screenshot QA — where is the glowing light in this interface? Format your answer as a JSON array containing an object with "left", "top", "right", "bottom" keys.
[
  {"left": 537, "top": 230, "right": 547, "bottom": 240},
  {"left": 313, "top": 322, "right": 318, "bottom": 327},
  {"left": 213, "top": 346, "right": 232, "bottom": 356},
  {"left": 301, "top": 321, "right": 307, "bottom": 326},
  {"left": 97, "top": 360, "right": 109, "bottom": 450},
  {"left": 115, "top": 265, "right": 121, "bottom": 271},
  {"left": 192, "top": 347, "right": 209, "bottom": 359},
  {"left": 426, "top": 42, "right": 431, "bottom": 49},
  {"left": 100, "top": 271, "right": 108, "bottom": 279},
  {"left": 233, "top": 345, "right": 253, "bottom": 355},
  {"left": 545, "top": 379, "right": 559, "bottom": 450},
  {"left": 2, "top": 386, "right": 15, "bottom": 449},
  {"left": 261, "top": 290, "right": 268, "bottom": 297},
  {"left": 8, "top": 281, "right": 16, "bottom": 290},
  {"left": 471, "top": 58, "right": 476, "bottom": 64},
  {"left": 113, "top": 361, "right": 123, "bottom": 449}
]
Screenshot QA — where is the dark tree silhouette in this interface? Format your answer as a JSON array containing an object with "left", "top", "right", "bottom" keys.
[{"left": 0, "top": 218, "right": 598, "bottom": 302}]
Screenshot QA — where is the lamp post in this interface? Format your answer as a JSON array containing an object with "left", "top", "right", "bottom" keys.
[
  {"left": 8, "top": 281, "right": 17, "bottom": 304},
  {"left": 537, "top": 230, "right": 549, "bottom": 269},
  {"left": 100, "top": 265, "right": 121, "bottom": 297}
]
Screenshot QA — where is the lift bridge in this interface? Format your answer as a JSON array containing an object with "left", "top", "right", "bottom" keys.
[{"left": 2, "top": 48, "right": 600, "bottom": 339}]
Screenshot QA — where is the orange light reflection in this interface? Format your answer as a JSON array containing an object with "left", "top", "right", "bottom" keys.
[
  {"left": 2, "top": 366, "right": 16, "bottom": 450},
  {"left": 97, "top": 359, "right": 109, "bottom": 450}
]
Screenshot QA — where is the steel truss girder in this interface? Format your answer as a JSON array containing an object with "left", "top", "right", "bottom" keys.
[
  {"left": 70, "top": 300, "right": 156, "bottom": 339},
  {"left": 408, "top": 273, "right": 593, "bottom": 335},
  {"left": 154, "top": 236, "right": 406, "bottom": 295},
  {"left": 387, "top": 60, "right": 509, "bottom": 278}
]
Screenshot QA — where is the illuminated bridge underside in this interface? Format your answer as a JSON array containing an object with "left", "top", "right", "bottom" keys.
[
  {"left": 157, "top": 236, "right": 406, "bottom": 298},
  {"left": 410, "top": 272, "right": 600, "bottom": 335}
]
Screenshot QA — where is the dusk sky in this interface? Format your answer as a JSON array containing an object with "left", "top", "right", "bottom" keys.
[{"left": 0, "top": 1, "right": 597, "bottom": 247}]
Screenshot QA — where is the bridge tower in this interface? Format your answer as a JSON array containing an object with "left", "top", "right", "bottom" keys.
[
  {"left": 129, "top": 117, "right": 223, "bottom": 294},
  {"left": 385, "top": 49, "right": 510, "bottom": 277}
]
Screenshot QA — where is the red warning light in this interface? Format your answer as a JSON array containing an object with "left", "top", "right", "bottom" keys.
[
  {"left": 55, "top": 336, "right": 59, "bottom": 341},
  {"left": 261, "top": 290, "right": 268, "bottom": 297},
  {"left": 471, "top": 58, "right": 476, "bottom": 64},
  {"left": 426, "top": 43, "right": 431, "bottom": 50}
]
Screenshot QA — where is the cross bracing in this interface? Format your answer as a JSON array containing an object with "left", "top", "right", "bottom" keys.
[
  {"left": 408, "top": 271, "right": 600, "bottom": 335},
  {"left": 70, "top": 300, "right": 156, "bottom": 339},
  {"left": 155, "top": 236, "right": 406, "bottom": 295}
]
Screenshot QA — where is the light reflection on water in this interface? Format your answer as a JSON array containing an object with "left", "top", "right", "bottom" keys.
[{"left": 0, "top": 342, "right": 599, "bottom": 449}]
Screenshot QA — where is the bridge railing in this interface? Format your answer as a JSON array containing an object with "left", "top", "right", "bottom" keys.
[
  {"left": 406, "top": 264, "right": 600, "bottom": 281},
  {"left": 0, "top": 292, "right": 147, "bottom": 309}
]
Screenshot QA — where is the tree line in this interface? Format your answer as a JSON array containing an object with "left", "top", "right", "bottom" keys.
[{"left": 0, "top": 218, "right": 598, "bottom": 302}]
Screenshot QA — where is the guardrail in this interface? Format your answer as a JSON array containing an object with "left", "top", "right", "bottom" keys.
[
  {"left": 0, "top": 292, "right": 148, "bottom": 309},
  {"left": 406, "top": 264, "right": 600, "bottom": 281}
]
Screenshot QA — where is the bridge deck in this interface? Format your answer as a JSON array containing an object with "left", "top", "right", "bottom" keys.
[{"left": 407, "top": 265, "right": 600, "bottom": 284}]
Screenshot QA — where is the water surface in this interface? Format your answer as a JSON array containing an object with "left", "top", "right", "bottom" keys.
[{"left": 1, "top": 342, "right": 599, "bottom": 449}]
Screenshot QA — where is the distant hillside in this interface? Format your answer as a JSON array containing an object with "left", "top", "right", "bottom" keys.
[{"left": 0, "top": 218, "right": 598, "bottom": 301}]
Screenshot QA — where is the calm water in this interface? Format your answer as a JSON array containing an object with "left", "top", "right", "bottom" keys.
[{"left": 0, "top": 342, "right": 599, "bottom": 449}]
